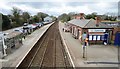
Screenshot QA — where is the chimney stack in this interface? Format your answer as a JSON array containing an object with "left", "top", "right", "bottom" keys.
[
  {"left": 80, "top": 13, "right": 85, "bottom": 19},
  {"left": 76, "top": 14, "right": 80, "bottom": 19},
  {"left": 95, "top": 17, "right": 101, "bottom": 27},
  {"left": 74, "top": 13, "right": 85, "bottom": 19}
]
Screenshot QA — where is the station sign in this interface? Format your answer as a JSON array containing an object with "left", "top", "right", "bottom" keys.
[{"left": 88, "top": 29, "right": 106, "bottom": 32}]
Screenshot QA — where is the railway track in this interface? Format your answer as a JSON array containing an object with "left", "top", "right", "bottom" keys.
[{"left": 17, "top": 21, "right": 73, "bottom": 69}]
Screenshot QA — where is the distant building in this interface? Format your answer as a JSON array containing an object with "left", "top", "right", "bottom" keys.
[
  {"left": 67, "top": 13, "right": 114, "bottom": 44},
  {"left": 101, "top": 21, "right": 120, "bottom": 40},
  {"left": 101, "top": 21, "right": 120, "bottom": 27},
  {"left": 44, "top": 16, "right": 52, "bottom": 22}
]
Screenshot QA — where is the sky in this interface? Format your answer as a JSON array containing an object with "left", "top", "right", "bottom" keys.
[{"left": 0, "top": 0, "right": 119, "bottom": 17}]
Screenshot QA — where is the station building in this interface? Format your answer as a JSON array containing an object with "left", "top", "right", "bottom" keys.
[{"left": 67, "top": 13, "right": 114, "bottom": 44}]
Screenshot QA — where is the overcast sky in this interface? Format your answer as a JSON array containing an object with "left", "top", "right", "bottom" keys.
[{"left": 0, "top": 0, "right": 119, "bottom": 16}]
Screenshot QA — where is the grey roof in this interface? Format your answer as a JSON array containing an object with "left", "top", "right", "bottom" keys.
[
  {"left": 44, "top": 16, "right": 52, "bottom": 20},
  {"left": 68, "top": 19, "right": 113, "bottom": 29},
  {"left": 68, "top": 19, "right": 90, "bottom": 28}
]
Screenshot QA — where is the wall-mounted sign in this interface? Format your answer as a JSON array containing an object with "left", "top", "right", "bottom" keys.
[{"left": 88, "top": 29, "right": 106, "bottom": 32}]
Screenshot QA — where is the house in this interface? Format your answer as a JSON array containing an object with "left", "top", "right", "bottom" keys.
[
  {"left": 44, "top": 16, "right": 52, "bottom": 23},
  {"left": 67, "top": 13, "right": 114, "bottom": 44}
]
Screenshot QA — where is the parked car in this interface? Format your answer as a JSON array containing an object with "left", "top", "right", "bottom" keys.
[
  {"left": 36, "top": 23, "right": 42, "bottom": 28},
  {"left": 13, "top": 28, "right": 23, "bottom": 33},
  {"left": 23, "top": 23, "right": 28, "bottom": 26},
  {"left": 32, "top": 24, "right": 38, "bottom": 29},
  {"left": 23, "top": 23, "right": 29, "bottom": 29},
  {"left": 39, "top": 22, "right": 44, "bottom": 26}
]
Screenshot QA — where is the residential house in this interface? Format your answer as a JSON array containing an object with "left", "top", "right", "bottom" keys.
[{"left": 44, "top": 16, "right": 52, "bottom": 23}]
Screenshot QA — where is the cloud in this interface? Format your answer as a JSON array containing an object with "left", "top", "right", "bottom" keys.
[
  {"left": 0, "top": 1, "right": 118, "bottom": 16},
  {"left": 0, "top": 2, "right": 11, "bottom": 10},
  {"left": 0, "top": 0, "right": 119, "bottom": 2},
  {"left": 12, "top": 4, "right": 40, "bottom": 15},
  {"left": 0, "top": 2, "right": 12, "bottom": 14}
]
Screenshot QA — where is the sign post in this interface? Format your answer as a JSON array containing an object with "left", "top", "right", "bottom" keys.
[
  {"left": 82, "top": 41, "right": 87, "bottom": 59},
  {"left": 83, "top": 45, "right": 85, "bottom": 58},
  {"left": 82, "top": 32, "right": 87, "bottom": 59}
]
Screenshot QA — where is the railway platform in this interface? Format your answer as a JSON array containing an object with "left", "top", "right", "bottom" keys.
[
  {"left": 1, "top": 23, "right": 53, "bottom": 68},
  {"left": 59, "top": 21, "right": 118, "bottom": 68},
  {"left": 17, "top": 21, "right": 72, "bottom": 69}
]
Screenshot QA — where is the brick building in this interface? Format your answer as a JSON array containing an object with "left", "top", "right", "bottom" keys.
[{"left": 67, "top": 13, "right": 114, "bottom": 44}]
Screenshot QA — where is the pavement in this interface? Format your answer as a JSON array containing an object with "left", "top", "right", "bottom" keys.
[
  {"left": 59, "top": 21, "right": 118, "bottom": 67},
  {"left": 0, "top": 23, "right": 53, "bottom": 68}
]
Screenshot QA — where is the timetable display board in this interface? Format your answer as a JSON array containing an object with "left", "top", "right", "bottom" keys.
[{"left": 88, "top": 35, "right": 104, "bottom": 41}]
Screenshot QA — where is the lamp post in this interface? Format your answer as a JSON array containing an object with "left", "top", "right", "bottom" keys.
[
  {"left": 0, "top": 32, "right": 7, "bottom": 58},
  {"left": 2, "top": 33, "right": 7, "bottom": 57}
]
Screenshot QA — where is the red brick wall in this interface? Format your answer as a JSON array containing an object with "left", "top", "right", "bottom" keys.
[{"left": 113, "top": 27, "right": 120, "bottom": 40}]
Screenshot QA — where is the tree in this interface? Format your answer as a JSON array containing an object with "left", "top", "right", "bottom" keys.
[
  {"left": 85, "top": 14, "right": 92, "bottom": 19},
  {"left": 58, "top": 13, "right": 71, "bottom": 22},
  {"left": 68, "top": 12, "right": 76, "bottom": 19},
  {"left": 49, "top": 16, "right": 57, "bottom": 21},
  {"left": 11, "top": 7, "right": 22, "bottom": 27},
  {"left": 33, "top": 15, "right": 39, "bottom": 23},
  {"left": 22, "top": 12, "right": 30, "bottom": 23},
  {"left": 85, "top": 12, "right": 97, "bottom": 19},
  {"left": 37, "top": 12, "right": 48, "bottom": 22},
  {"left": 2, "top": 14, "right": 11, "bottom": 30}
]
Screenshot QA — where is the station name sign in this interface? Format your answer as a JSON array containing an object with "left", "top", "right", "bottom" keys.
[{"left": 88, "top": 29, "right": 106, "bottom": 32}]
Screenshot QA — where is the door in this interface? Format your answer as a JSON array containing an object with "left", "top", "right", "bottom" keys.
[{"left": 104, "top": 33, "right": 109, "bottom": 44}]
